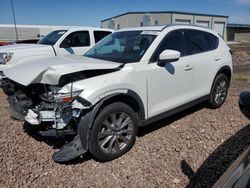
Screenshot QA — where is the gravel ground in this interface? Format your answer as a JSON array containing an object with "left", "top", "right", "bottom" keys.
[{"left": 0, "top": 44, "right": 250, "bottom": 188}]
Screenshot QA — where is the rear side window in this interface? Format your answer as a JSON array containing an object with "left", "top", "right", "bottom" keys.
[
  {"left": 94, "top": 31, "right": 112, "bottom": 43},
  {"left": 185, "top": 30, "right": 210, "bottom": 55},
  {"left": 152, "top": 30, "right": 185, "bottom": 61},
  {"left": 206, "top": 33, "right": 219, "bottom": 50}
]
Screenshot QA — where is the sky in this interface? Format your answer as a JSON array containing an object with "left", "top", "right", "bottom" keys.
[{"left": 0, "top": 0, "right": 250, "bottom": 27}]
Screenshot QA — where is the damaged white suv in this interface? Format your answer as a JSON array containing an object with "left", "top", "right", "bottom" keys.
[{"left": 1, "top": 25, "right": 232, "bottom": 163}]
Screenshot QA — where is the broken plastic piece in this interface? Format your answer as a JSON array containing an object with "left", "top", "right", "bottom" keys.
[
  {"left": 52, "top": 135, "right": 87, "bottom": 163},
  {"left": 25, "top": 109, "right": 40, "bottom": 125}
]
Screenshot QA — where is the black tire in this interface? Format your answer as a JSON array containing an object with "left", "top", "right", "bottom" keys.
[
  {"left": 89, "top": 102, "right": 138, "bottom": 162},
  {"left": 208, "top": 74, "right": 229, "bottom": 109}
]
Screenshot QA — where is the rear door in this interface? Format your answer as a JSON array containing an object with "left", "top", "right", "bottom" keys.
[
  {"left": 147, "top": 30, "right": 194, "bottom": 117},
  {"left": 184, "top": 29, "right": 219, "bottom": 97}
]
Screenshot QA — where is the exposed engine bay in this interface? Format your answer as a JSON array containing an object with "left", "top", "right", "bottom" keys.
[{"left": 1, "top": 67, "right": 119, "bottom": 120}]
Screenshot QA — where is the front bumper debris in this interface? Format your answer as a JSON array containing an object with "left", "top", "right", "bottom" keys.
[
  {"left": 24, "top": 97, "right": 92, "bottom": 163},
  {"left": 25, "top": 108, "right": 71, "bottom": 129},
  {"left": 25, "top": 109, "right": 41, "bottom": 125},
  {"left": 52, "top": 135, "right": 87, "bottom": 163}
]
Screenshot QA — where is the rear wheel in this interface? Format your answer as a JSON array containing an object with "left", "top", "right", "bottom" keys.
[
  {"left": 89, "top": 102, "right": 138, "bottom": 162},
  {"left": 208, "top": 74, "right": 229, "bottom": 108}
]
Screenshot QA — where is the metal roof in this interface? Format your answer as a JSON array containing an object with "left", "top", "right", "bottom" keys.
[
  {"left": 101, "top": 11, "right": 229, "bottom": 22},
  {"left": 0, "top": 24, "right": 76, "bottom": 28},
  {"left": 227, "top": 23, "right": 250, "bottom": 28}
]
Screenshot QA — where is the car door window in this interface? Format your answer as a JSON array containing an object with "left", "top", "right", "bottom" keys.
[
  {"left": 206, "top": 32, "right": 219, "bottom": 50},
  {"left": 94, "top": 31, "right": 112, "bottom": 43},
  {"left": 152, "top": 30, "right": 185, "bottom": 61},
  {"left": 60, "top": 31, "right": 90, "bottom": 48},
  {"left": 185, "top": 30, "right": 210, "bottom": 55}
]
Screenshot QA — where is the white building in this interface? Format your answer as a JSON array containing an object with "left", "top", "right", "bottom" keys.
[
  {"left": 0, "top": 24, "right": 77, "bottom": 42},
  {"left": 101, "top": 11, "right": 228, "bottom": 39}
]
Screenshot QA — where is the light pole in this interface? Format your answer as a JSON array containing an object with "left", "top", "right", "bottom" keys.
[{"left": 11, "top": 0, "right": 18, "bottom": 41}]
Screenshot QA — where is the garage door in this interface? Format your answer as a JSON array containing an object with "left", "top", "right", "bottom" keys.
[
  {"left": 196, "top": 21, "right": 209, "bottom": 28},
  {"left": 213, "top": 22, "right": 225, "bottom": 37},
  {"left": 175, "top": 19, "right": 191, "bottom": 25}
]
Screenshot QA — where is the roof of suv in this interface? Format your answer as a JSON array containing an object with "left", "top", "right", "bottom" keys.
[{"left": 118, "top": 24, "right": 218, "bottom": 35}]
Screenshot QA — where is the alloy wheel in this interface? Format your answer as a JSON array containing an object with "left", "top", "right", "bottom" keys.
[
  {"left": 214, "top": 79, "right": 227, "bottom": 105},
  {"left": 98, "top": 112, "right": 133, "bottom": 154}
]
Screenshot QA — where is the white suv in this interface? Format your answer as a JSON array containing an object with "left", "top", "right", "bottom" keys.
[{"left": 1, "top": 25, "right": 232, "bottom": 163}]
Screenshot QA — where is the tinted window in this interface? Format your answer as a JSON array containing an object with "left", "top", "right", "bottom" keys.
[
  {"left": 186, "top": 30, "right": 210, "bottom": 55},
  {"left": 153, "top": 30, "right": 185, "bottom": 61},
  {"left": 206, "top": 32, "right": 219, "bottom": 50},
  {"left": 94, "top": 31, "right": 112, "bottom": 43},
  {"left": 61, "top": 31, "right": 90, "bottom": 47}
]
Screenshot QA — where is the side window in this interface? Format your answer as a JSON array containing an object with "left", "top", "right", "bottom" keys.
[
  {"left": 61, "top": 31, "right": 90, "bottom": 48},
  {"left": 94, "top": 31, "right": 112, "bottom": 43},
  {"left": 153, "top": 30, "right": 185, "bottom": 61},
  {"left": 206, "top": 32, "right": 219, "bottom": 50},
  {"left": 185, "top": 30, "right": 210, "bottom": 55}
]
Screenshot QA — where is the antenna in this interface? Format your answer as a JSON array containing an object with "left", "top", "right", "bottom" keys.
[{"left": 11, "top": 0, "right": 18, "bottom": 41}]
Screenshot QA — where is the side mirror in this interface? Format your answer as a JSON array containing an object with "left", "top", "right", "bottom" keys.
[
  {"left": 157, "top": 50, "right": 180, "bottom": 67},
  {"left": 60, "top": 39, "right": 71, "bottom": 48}
]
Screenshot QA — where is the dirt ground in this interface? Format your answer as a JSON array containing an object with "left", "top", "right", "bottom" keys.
[{"left": 0, "top": 43, "right": 250, "bottom": 188}]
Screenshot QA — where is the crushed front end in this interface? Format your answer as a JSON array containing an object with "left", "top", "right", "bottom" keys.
[
  {"left": 24, "top": 84, "right": 94, "bottom": 162},
  {"left": 1, "top": 79, "right": 92, "bottom": 162}
]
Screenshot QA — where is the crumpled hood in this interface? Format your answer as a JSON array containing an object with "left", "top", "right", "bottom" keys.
[
  {"left": 3, "top": 55, "right": 122, "bottom": 86},
  {"left": 0, "top": 44, "right": 51, "bottom": 53}
]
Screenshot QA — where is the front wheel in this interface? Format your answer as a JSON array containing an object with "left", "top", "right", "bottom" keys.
[
  {"left": 89, "top": 102, "right": 138, "bottom": 162},
  {"left": 208, "top": 74, "right": 229, "bottom": 109}
]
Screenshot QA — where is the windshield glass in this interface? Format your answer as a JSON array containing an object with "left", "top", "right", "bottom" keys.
[
  {"left": 85, "top": 30, "right": 158, "bottom": 63},
  {"left": 38, "top": 30, "right": 67, "bottom": 45}
]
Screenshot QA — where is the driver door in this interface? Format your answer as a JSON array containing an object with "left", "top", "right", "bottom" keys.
[
  {"left": 147, "top": 30, "right": 194, "bottom": 118},
  {"left": 56, "top": 31, "right": 91, "bottom": 56}
]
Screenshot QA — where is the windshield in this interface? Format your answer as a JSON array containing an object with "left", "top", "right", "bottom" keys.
[
  {"left": 38, "top": 30, "right": 67, "bottom": 45},
  {"left": 85, "top": 30, "right": 158, "bottom": 63}
]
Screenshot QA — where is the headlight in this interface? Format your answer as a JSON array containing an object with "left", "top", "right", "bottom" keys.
[
  {"left": 0, "top": 53, "right": 13, "bottom": 64},
  {"left": 54, "top": 90, "right": 83, "bottom": 103}
]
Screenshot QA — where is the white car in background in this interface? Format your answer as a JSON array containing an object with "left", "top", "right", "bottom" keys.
[
  {"left": 0, "top": 27, "right": 113, "bottom": 70},
  {"left": 1, "top": 25, "right": 232, "bottom": 163}
]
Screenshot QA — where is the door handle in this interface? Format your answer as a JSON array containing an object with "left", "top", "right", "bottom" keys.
[
  {"left": 184, "top": 65, "right": 193, "bottom": 71},
  {"left": 214, "top": 58, "right": 221, "bottom": 61}
]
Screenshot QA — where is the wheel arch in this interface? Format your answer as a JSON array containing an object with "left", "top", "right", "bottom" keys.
[
  {"left": 95, "top": 90, "right": 146, "bottom": 122},
  {"left": 215, "top": 65, "right": 232, "bottom": 84},
  {"left": 210, "top": 65, "right": 232, "bottom": 93}
]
